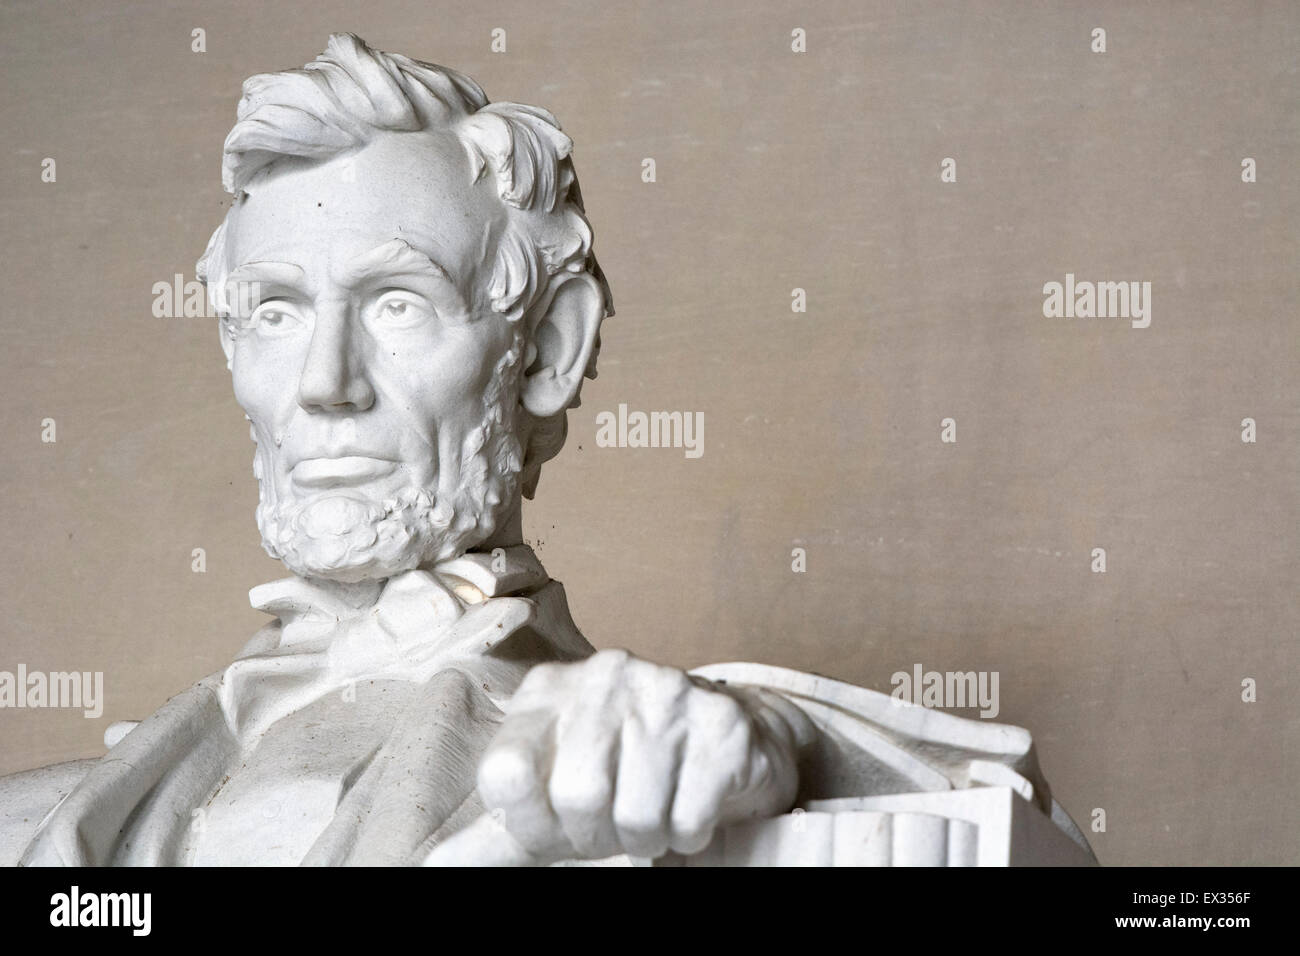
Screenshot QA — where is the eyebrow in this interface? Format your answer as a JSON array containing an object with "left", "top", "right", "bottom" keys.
[
  {"left": 337, "top": 239, "right": 454, "bottom": 288},
  {"left": 225, "top": 260, "right": 307, "bottom": 288}
]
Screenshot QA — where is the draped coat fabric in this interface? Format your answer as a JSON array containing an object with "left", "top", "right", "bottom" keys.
[{"left": 7, "top": 546, "right": 1091, "bottom": 866}]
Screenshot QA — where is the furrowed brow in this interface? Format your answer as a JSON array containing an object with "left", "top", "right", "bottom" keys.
[
  {"left": 225, "top": 260, "right": 306, "bottom": 288},
  {"left": 338, "top": 239, "right": 454, "bottom": 288}
]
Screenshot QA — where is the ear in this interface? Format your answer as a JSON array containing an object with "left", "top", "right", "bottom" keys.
[
  {"left": 218, "top": 315, "right": 236, "bottom": 369},
  {"left": 520, "top": 271, "right": 604, "bottom": 419}
]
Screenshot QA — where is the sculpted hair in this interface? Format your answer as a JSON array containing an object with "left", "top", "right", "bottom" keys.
[{"left": 198, "top": 33, "right": 612, "bottom": 497}]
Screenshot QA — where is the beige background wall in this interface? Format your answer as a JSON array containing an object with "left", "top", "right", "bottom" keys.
[{"left": 1, "top": 0, "right": 1295, "bottom": 865}]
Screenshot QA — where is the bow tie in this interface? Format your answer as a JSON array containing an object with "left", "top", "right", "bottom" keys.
[{"left": 219, "top": 547, "right": 549, "bottom": 741}]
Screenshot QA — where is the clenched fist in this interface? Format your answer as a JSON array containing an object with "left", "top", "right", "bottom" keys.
[{"left": 426, "top": 649, "right": 815, "bottom": 865}]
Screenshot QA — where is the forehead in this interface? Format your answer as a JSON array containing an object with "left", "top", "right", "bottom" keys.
[{"left": 224, "top": 129, "right": 503, "bottom": 287}]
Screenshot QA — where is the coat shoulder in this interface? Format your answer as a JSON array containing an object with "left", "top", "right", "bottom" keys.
[{"left": 0, "top": 758, "right": 99, "bottom": 866}]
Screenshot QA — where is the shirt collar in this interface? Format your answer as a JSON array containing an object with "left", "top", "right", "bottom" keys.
[{"left": 248, "top": 544, "right": 549, "bottom": 637}]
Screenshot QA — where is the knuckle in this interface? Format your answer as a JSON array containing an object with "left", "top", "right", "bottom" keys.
[
  {"left": 573, "top": 650, "right": 632, "bottom": 696},
  {"left": 518, "top": 661, "right": 564, "bottom": 692},
  {"left": 697, "top": 690, "right": 746, "bottom": 728},
  {"left": 659, "top": 665, "right": 692, "bottom": 695},
  {"left": 478, "top": 746, "right": 538, "bottom": 804},
  {"left": 548, "top": 770, "right": 613, "bottom": 817},
  {"left": 592, "top": 648, "right": 632, "bottom": 672}
]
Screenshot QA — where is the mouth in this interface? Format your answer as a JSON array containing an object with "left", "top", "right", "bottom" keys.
[{"left": 291, "top": 456, "right": 399, "bottom": 489}]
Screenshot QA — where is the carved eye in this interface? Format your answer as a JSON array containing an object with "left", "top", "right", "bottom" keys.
[
  {"left": 370, "top": 291, "right": 434, "bottom": 329},
  {"left": 249, "top": 301, "right": 305, "bottom": 335}
]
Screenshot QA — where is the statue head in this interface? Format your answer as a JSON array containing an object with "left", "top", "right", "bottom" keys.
[{"left": 198, "top": 34, "right": 612, "bottom": 583}]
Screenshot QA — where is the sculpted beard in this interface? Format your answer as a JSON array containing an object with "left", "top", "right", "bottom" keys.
[{"left": 252, "top": 337, "right": 526, "bottom": 583}]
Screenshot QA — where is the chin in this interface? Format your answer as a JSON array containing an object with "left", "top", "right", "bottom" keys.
[
  {"left": 257, "top": 489, "right": 445, "bottom": 583},
  {"left": 256, "top": 475, "right": 514, "bottom": 583}
]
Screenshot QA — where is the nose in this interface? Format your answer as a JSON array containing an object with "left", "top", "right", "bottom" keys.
[{"left": 296, "top": 303, "right": 375, "bottom": 412}]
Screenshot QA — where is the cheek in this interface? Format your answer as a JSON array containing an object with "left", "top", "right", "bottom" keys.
[
  {"left": 231, "top": 338, "right": 300, "bottom": 424},
  {"left": 378, "top": 325, "right": 512, "bottom": 421}
]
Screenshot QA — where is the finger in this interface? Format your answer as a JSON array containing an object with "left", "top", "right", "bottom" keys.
[
  {"left": 668, "top": 694, "right": 751, "bottom": 856},
  {"left": 611, "top": 715, "right": 685, "bottom": 859},
  {"left": 504, "top": 661, "right": 575, "bottom": 715},
  {"left": 476, "top": 707, "right": 568, "bottom": 859},
  {"left": 547, "top": 688, "right": 623, "bottom": 859}
]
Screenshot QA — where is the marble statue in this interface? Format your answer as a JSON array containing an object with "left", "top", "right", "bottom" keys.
[{"left": 0, "top": 35, "right": 1095, "bottom": 866}]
